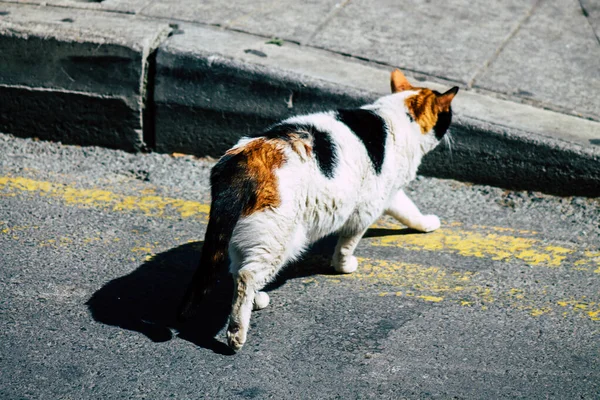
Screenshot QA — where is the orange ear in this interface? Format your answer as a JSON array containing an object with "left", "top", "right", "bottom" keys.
[
  {"left": 436, "top": 86, "right": 459, "bottom": 111},
  {"left": 390, "top": 69, "right": 412, "bottom": 93}
]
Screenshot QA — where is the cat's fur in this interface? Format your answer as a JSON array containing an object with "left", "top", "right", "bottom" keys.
[{"left": 178, "top": 69, "right": 458, "bottom": 351}]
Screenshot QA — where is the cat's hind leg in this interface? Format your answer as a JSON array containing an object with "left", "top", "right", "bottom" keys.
[
  {"left": 227, "top": 222, "right": 306, "bottom": 351},
  {"left": 227, "top": 258, "right": 285, "bottom": 351},
  {"left": 385, "top": 190, "right": 440, "bottom": 232}
]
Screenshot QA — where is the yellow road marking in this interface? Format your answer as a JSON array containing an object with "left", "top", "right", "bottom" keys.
[
  {"left": 324, "top": 257, "right": 599, "bottom": 321},
  {"left": 418, "top": 295, "right": 444, "bottom": 302},
  {"left": 0, "top": 173, "right": 600, "bottom": 321},
  {"left": 0, "top": 176, "right": 210, "bottom": 219},
  {"left": 1, "top": 175, "right": 598, "bottom": 271},
  {"left": 369, "top": 229, "right": 574, "bottom": 267},
  {"left": 1, "top": 174, "right": 599, "bottom": 321},
  {"left": 2, "top": 175, "right": 598, "bottom": 269},
  {"left": 349, "top": 258, "right": 474, "bottom": 293}
]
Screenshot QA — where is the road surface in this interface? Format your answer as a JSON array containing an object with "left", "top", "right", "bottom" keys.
[{"left": 0, "top": 134, "right": 599, "bottom": 399}]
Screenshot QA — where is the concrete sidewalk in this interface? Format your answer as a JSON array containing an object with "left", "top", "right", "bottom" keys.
[{"left": 0, "top": 0, "right": 599, "bottom": 195}]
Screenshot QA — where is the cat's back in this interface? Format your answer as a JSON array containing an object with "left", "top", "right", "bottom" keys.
[
  {"left": 216, "top": 110, "right": 375, "bottom": 185},
  {"left": 210, "top": 109, "right": 394, "bottom": 235}
]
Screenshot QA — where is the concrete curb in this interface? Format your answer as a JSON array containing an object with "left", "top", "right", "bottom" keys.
[
  {"left": 1, "top": 5, "right": 599, "bottom": 196},
  {"left": 0, "top": 4, "right": 171, "bottom": 151}
]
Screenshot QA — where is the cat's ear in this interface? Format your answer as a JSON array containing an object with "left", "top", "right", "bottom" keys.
[
  {"left": 390, "top": 69, "right": 412, "bottom": 93},
  {"left": 436, "top": 86, "right": 459, "bottom": 111}
]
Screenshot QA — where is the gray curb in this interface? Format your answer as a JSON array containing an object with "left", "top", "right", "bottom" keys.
[
  {"left": 0, "top": 5, "right": 171, "bottom": 151},
  {"left": 1, "top": 5, "right": 599, "bottom": 196}
]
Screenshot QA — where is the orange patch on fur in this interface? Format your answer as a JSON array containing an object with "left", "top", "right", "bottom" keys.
[
  {"left": 227, "top": 139, "right": 286, "bottom": 216},
  {"left": 405, "top": 89, "right": 438, "bottom": 134}
]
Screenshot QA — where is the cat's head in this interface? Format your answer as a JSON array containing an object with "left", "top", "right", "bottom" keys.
[{"left": 390, "top": 69, "right": 458, "bottom": 142}]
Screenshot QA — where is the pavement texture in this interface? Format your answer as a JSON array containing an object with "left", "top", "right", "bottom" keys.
[
  {"left": 0, "top": 0, "right": 599, "bottom": 195},
  {"left": 1, "top": 134, "right": 599, "bottom": 399}
]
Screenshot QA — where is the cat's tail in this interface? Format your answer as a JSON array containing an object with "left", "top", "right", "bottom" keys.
[{"left": 177, "top": 152, "right": 254, "bottom": 321}]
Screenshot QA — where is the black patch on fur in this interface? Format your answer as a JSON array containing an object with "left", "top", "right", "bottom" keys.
[
  {"left": 433, "top": 108, "right": 452, "bottom": 140},
  {"left": 258, "top": 123, "right": 337, "bottom": 179},
  {"left": 260, "top": 123, "right": 310, "bottom": 141},
  {"left": 210, "top": 152, "right": 257, "bottom": 220},
  {"left": 310, "top": 127, "right": 337, "bottom": 179},
  {"left": 336, "top": 109, "right": 387, "bottom": 174}
]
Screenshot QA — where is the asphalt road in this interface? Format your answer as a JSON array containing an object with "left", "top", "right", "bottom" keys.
[{"left": 0, "top": 133, "right": 599, "bottom": 399}]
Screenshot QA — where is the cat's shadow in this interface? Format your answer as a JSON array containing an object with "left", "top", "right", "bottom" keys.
[{"left": 86, "top": 227, "right": 415, "bottom": 354}]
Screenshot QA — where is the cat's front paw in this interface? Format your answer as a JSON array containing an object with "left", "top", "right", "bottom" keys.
[
  {"left": 332, "top": 255, "right": 358, "bottom": 274},
  {"left": 226, "top": 323, "right": 247, "bottom": 352},
  {"left": 415, "top": 215, "right": 441, "bottom": 232}
]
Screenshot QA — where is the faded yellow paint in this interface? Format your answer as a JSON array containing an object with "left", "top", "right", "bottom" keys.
[
  {"left": 39, "top": 237, "right": 74, "bottom": 247},
  {"left": 573, "top": 251, "right": 600, "bottom": 272},
  {"left": 475, "top": 287, "right": 496, "bottom": 304},
  {"left": 34, "top": 234, "right": 120, "bottom": 249},
  {"left": 0, "top": 223, "right": 39, "bottom": 237},
  {"left": 530, "top": 308, "right": 550, "bottom": 317},
  {"left": 0, "top": 176, "right": 210, "bottom": 219},
  {"left": 325, "top": 258, "right": 598, "bottom": 321},
  {"left": 2, "top": 174, "right": 599, "bottom": 321},
  {"left": 370, "top": 228, "right": 575, "bottom": 268},
  {"left": 471, "top": 225, "right": 538, "bottom": 235},
  {"left": 418, "top": 295, "right": 444, "bottom": 302},
  {"left": 554, "top": 299, "right": 600, "bottom": 321},
  {"left": 345, "top": 258, "right": 475, "bottom": 294},
  {"left": 1, "top": 175, "right": 597, "bottom": 272},
  {"left": 131, "top": 244, "right": 154, "bottom": 253}
]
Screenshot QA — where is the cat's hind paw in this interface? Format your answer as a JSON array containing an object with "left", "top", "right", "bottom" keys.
[
  {"left": 253, "top": 291, "right": 270, "bottom": 310},
  {"left": 332, "top": 255, "right": 358, "bottom": 274},
  {"left": 415, "top": 214, "right": 441, "bottom": 232}
]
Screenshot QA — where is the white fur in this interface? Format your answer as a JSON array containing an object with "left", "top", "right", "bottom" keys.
[
  {"left": 226, "top": 91, "right": 445, "bottom": 351},
  {"left": 253, "top": 291, "right": 270, "bottom": 310}
]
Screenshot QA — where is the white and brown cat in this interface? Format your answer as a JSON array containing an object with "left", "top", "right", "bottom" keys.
[{"left": 178, "top": 69, "right": 458, "bottom": 351}]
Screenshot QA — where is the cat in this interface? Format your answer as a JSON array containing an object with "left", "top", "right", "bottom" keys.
[{"left": 178, "top": 69, "right": 458, "bottom": 351}]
